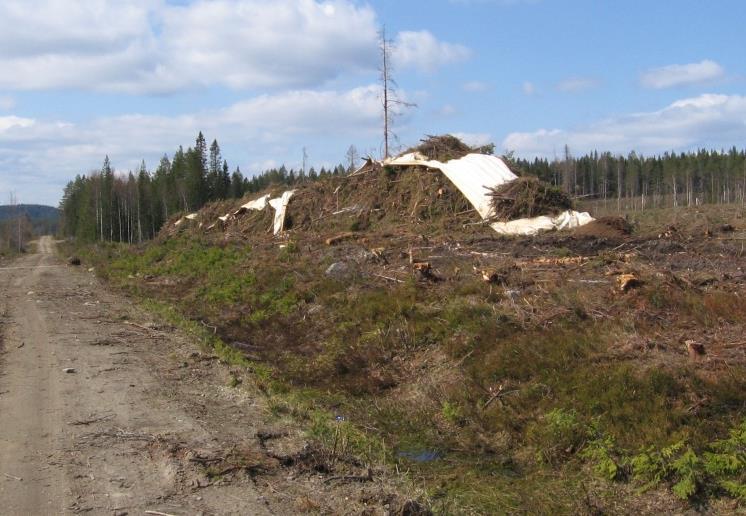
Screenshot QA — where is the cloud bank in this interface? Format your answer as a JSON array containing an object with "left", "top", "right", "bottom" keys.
[
  {"left": 503, "top": 94, "right": 746, "bottom": 157},
  {"left": 0, "top": 0, "right": 467, "bottom": 93}
]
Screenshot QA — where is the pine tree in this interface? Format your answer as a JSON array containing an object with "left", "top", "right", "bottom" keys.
[{"left": 230, "top": 166, "right": 245, "bottom": 198}]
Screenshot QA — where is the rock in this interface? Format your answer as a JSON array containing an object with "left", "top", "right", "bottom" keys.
[
  {"left": 63, "top": 367, "right": 76, "bottom": 374},
  {"left": 325, "top": 261, "right": 355, "bottom": 280}
]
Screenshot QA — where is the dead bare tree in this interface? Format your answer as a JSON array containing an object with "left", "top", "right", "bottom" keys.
[
  {"left": 379, "top": 26, "right": 415, "bottom": 159},
  {"left": 345, "top": 144, "right": 359, "bottom": 173},
  {"left": 9, "top": 192, "right": 21, "bottom": 252}
]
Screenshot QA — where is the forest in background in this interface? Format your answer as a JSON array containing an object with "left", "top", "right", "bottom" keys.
[
  {"left": 0, "top": 204, "right": 59, "bottom": 255},
  {"left": 60, "top": 132, "right": 746, "bottom": 243},
  {"left": 60, "top": 132, "right": 350, "bottom": 243}
]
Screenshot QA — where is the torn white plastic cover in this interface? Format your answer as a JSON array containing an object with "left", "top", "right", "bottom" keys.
[
  {"left": 236, "top": 194, "right": 270, "bottom": 214},
  {"left": 437, "top": 154, "right": 517, "bottom": 219},
  {"left": 490, "top": 210, "right": 594, "bottom": 236},
  {"left": 175, "top": 212, "right": 198, "bottom": 226},
  {"left": 268, "top": 190, "right": 295, "bottom": 235},
  {"left": 384, "top": 153, "right": 516, "bottom": 219},
  {"left": 383, "top": 152, "right": 593, "bottom": 234}
]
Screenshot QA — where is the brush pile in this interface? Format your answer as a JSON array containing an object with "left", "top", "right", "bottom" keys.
[
  {"left": 404, "top": 134, "right": 493, "bottom": 162},
  {"left": 487, "top": 176, "right": 573, "bottom": 221}
]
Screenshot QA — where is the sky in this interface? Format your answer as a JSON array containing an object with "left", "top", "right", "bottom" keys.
[{"left": 1, "top": 0, "right": 745, "bottom": 206}]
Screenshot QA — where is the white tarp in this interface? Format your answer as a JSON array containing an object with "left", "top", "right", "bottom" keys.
[
  {"left": 437, "top": 154, "right": 517, "bottom": 219},
  {"left": 490, "top": 210, "right": 594, "bottom": 236},
  {"left": 382, "top": 152, "right": 593, "bottom": 235},
  {"left": 384, "top": 153, "right": 517, "bottom": 219},
  {"left": 268, "top": 190, "right": 295, "bottom": 235},
  {"left": 175, "top": 212, "right": 198, "bottom": 226},
  {"left": 234, "top": 194, "right": 270, "bottom": 215}
]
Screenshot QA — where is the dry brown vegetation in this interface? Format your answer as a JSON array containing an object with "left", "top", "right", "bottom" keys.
[
  {"left": 488, "top": 176, "right": 574, "bottom": 220},
  {"left": 78, "top": 166, "right": 746, "bottom": 514}
]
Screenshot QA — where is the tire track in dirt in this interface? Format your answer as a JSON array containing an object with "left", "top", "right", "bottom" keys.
[
  {"left": 0, "top": 237, "right": 418, "bottom": 515},
  {"left": 0, "top": 237, "right": 273, "bottom": 515}
]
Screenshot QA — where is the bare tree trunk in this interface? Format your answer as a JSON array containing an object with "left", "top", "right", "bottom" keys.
[
  {"left": 137, "top": 194, "right": 143, "bottom": 244},
  {"left": 381, "top": 27, "right": 390, "bottom": 159},
  {"left": 616, "top": 161, "right": 622, "bottom": 212}
]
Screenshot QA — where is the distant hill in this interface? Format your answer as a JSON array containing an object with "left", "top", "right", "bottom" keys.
[
  {"left": 0, "top": 204, "right": 60, "bottom": 235},
  {"left": 0, "top": 204, "right": 60, "bottom": 222}
]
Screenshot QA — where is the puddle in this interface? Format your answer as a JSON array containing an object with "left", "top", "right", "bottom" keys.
[{"left": 397, "top": 449, "right": 443, "bottom": 462}]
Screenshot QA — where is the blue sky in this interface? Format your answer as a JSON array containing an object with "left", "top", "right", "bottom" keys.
[{"left": 1, "top": 0, "right": 744, "bottom": 206}]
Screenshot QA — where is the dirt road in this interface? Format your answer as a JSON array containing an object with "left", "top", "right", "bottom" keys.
[{"left": 0, "top": 237, "right": 407, "bottom": 515}]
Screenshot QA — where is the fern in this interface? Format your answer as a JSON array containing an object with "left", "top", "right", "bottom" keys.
[
  {"left": 588, "top": 420, "right": 746, "bottom": 503},
  {"left": 581, "top": 435, "right": 627, "bottom": 481},
  {"left": 720, "top": 480, "right": 746, "bottom": 500},
  {"left": 671, "top": 448, "right": 703, "bottom": 500}
]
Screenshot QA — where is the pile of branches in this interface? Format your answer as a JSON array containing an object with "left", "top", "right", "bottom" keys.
[
  {"left": 405, "top": 134, "right": 494, "bottom": 162},
  {"left": 487, "top": 176, "right": 573, "bottom": 221}
]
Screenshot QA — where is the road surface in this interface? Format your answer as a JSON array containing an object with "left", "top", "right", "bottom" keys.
[
  {"left": 0, "top": 237, "right": 275, "bottom": 515},
  {"left": 0, "top": 237, "right": 402, "bottom": 515}
]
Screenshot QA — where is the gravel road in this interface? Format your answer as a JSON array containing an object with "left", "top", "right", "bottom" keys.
[{"left": 0, "top": 237, "right": 413, "bottom": 516}]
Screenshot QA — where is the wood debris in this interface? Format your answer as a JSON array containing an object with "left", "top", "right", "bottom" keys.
[
  {"left": 325, "top": 232, "right": 357, "bottom": 246},
  {"left": 616, "top": 273, "right": 641, "bottom": 292},
  {"left": 686, "top": 340, "right": 706, "bottom": 360}
]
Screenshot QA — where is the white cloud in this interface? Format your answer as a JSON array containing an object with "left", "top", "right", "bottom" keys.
[
  {"left": 217, "top": 85, "right": 382, "bottom": 138},
  {"left": 522, "top": 81, "right": 536, "bottom": 95},
  {"left": 0, "top": 86, "right": 383, "bottom": 204},
  {"left": 463, "top": 80, "right": 489, "bottom": 92},
  {"left": 0, "top": 0, "right": 468, "bottom": 93},
  {"left": 640, "top": 60, "right": 724, "bottom": 89},
  {"left": 392, "top": 31, "right": 470, "bottom": 73},
  {"left": 502, "top": 94, "right": 746, "bottom": 157},
  {"left": 0, "top": 115, "right": 34, "bottom": 132},
  {"left": 556, "top": 77, "right": 599, "bottom": 93},
  {"left": 159, "top": 0, "right": 379, "bottom": 90}
]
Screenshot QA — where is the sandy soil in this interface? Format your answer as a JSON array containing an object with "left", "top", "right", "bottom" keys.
[{"left": 0, "top": 237, "right": 414, "bottom": 516}]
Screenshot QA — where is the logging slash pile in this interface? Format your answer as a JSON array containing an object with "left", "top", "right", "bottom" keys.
[
  {"left": 404, "top": 134, "right": 479, "bottom": 161},
  {"left": 487, "top": 176, "right": 574, "bottom": 221}
]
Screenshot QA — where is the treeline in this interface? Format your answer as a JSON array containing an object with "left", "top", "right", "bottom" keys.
[
  {"left": 0, "top": 216, "right": 33, "bottom": 254},
  {"left": 515, "top": 146, "right": 746, "bottom": 211},
  {"left": 61, "top": 132, "right": 746, "bottom": 243},
  {"left": 60, "top": 132, "right": 349, "bottom": 243}
]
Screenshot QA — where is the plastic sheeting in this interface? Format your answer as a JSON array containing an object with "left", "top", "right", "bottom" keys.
[
  {"left": 234, "top": 194, "right": 270, "bottom": 215},
  {"left": 490, "top": 210, "right": 594, "bottom": 236},
  {"left": 383, "top": 152, "right": 593, "bottom": 235},
  {"left": 437, "top": 154, "right": 517, "bottom": 219},
  {"left": 175, "top": 212, "right": 198, "bottom": 226},
  {"left": 384, "top": 153, "right": 517, "bottom": 219},
  {"left": 268, "top": 190, "right": 295, "bottom": 235}
]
